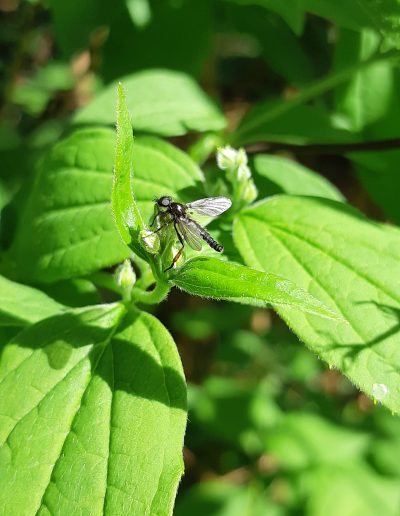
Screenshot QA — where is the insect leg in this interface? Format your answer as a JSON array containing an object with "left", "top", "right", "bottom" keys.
[
  {"left": 149, "top": 212, "right": 158, "bottom": 227},
  {"left": 164, "top": 222, "right": 185, "bottom": 272}
]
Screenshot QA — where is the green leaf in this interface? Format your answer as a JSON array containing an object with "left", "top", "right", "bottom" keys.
[
  {"left": 131, "top": 135, "right": 204, "bottom": 222},
  {"left": 225, "top": 0, "right": 305, "bottom": 34},
  {"left": 171, "top": 256, "right": 340, "bottom": 320},
  {"left": 266, "top": 412, "right": 370, "bottom": 470},
  {"left": 234, "top": 195, "right": 400, "bottom": 413},
  {"left": 0, "top": 304, "right": 187, "bottom": 515},
  {"left": 113, "top": 84, "right": 144, "bottom": 253},
  {"left": 354, "top": 0, "right": 400, "bottom": 50},
  {"left": 74, "top": 69, "right": 226, "bottom": 136},
  {"left": 0, "top": 274, "right": 64, "bottom": 326},
  {"left": 351, "top": 150, "right": 400, "bottom": 224},
  {"left": 232, "top": 48, "right": 400, "bottom": 146},
  {"left": 101, "top": 1, "right": 213, "bottom": 81},
  {"left": 334, "top": 29, "right": 400, "bottom": 136},
  {"left": 333, "top": 29, "right": 400, "bottom": 222},
  {"left": 302, "top": 0, "right": 373, "bottom": 31},
  {"left": 10, "top": 128, "right": 203, "bottom": 282},
  {"left": 234, "top": 101, "right": 354, "bottom": 146},
  {"left": 49, "top": 0, "right": 110, "bottom": 57},
  {"left": 253, "top": 154, "right": 344, "bottom": 201},
  {"left": 229, "top": 4, "right": 314, "bottom": 85},
  {"left": 305, "top": 463, "right": 400, "bottom": 516}
]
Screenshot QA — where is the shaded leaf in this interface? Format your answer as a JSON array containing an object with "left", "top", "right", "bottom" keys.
[
  {"left": 0, "top": 274, "right": 64, "bottom": 326},
  {"left": 253, "top": 154, "right": 344, "bottom": 201},
  {"left": 305, "top": 463, "right": 400, "bottom": 516},
  {"left": 267, "top": 412, "right": 370, "bottom": 470},
  {"left": 234, "top": 101, "right": 354, "bottom": 146}
]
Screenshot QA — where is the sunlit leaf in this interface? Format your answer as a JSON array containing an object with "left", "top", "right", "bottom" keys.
[
  {"left": 234, "top": 195, "right": 400, "bottom": 414},
  {"left": 74, "top": 69, "right": 226, "bottom": 136},
  {"left": 0, "top": 304, "right": 187, "bottom": 515},
  {"left": 171, "top": 256, "right": 341, "bottom": 320}
]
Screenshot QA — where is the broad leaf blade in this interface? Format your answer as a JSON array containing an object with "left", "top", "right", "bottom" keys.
[
  {"left": 253, "top": 154, "right": 344, "bottom": 201},
  {"left": 234, "top": 195, "right": 400, "bottom": 413},
  {"left": 74, "top": 69, "right": 226, "bottom": 136},
  {"left": 11, "top": 128, "right": 203, "bottom": 282},
  {"left": 171, "top": 256, "right": 340, "bottom": 320},
  {"left": 234, "top": 101, "right": 353, "bottom": 146},
  {"left": 113, "top": 84, "right": 144, "bottom": 254},
  {"left": 0, "top": 274, "right": 64, "bottom": 326},
  {"left": 0, "top": 304, "right": 187, "bottom": 515}
]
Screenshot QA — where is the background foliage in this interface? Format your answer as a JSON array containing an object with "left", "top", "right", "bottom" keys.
[{"left": 1, "top": 0, "right": 400, "bottom": 514}]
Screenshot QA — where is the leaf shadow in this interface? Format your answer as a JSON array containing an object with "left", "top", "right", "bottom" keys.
[
  {"left": 10, "top": 308, "right": 186, "bottom": 411},
  {"left": 316, "top": 301, "right": 400, "bottom": 375}
]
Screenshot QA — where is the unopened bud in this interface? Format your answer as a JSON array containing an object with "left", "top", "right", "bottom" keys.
[{"left": 115, "top": 259, "right": 136, "bottom": 300}]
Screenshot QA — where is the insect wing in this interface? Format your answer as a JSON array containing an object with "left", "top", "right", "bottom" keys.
[
  {"left": 186, "top": 197, "right": 232, "bottom": 217},
  {"left": 177, "top": 219, "right": 203, "bottom": 251}
]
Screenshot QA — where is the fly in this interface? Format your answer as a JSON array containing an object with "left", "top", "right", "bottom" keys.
[{"left": 151, "top": 196, "right": 232, "bottom": 271}]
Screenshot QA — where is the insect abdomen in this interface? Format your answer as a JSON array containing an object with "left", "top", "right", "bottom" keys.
[{"left": 200, "top": 229, "right": 224, "bottom": 252}]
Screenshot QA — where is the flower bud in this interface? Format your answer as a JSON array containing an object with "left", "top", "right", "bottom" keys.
[{"left": 114, "top": 259, "right": 136, "bottom": 300}]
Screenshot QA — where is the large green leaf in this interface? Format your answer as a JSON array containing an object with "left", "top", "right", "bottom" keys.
[
  {"left": 0, "top": 303, "right": 187, "bottom": 515},
  {"left": 334, "top": 29, "right": 400, "bottom": 137},
  {"left": 333, "top": 29, "right": 400, "bottom": 222},
  {"left": 74, "top": 70, "right": 226, "bottom": 136},
  {"left": 0, "top": 274, "right": 64, "bottom": 326},
  {"left": 11, "top": 128, "right": 203, "bottom": 282},
  {"left": 234, "top": 195, "right": 400, "bottom": 414},
  {"left": 171, "top": 256, "right": 340, "bottom": 320},
  {"left": 232, "top": 47, "right": 400, "bottom": 146},
  {"left": 253, "top": 154, "right": 344, "bottom": 201},
  {"left": 234, "top": 101, "right": 354, "bottom": 146}
]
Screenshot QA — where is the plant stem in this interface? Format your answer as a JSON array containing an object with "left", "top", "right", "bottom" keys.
[
  {"left": 232, "top": 49, "right": 400, "bottom": 144},
  {"left": 131, "top": 281, "right": 170, "bottom": 305}
]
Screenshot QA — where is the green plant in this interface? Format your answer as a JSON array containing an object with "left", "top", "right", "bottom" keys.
[{"left": 2, "top": 1, "right": 400, "bottom": 514}]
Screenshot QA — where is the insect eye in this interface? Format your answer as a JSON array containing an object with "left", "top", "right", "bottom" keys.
[{"left": 158, "top": 196, "right": 171, "bottom": 207}]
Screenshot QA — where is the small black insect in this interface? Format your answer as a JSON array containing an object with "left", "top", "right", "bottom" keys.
[{"left": 151, "top": 196, "right": 232, "bottom": 271}]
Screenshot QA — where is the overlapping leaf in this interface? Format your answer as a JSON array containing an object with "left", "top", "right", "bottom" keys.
[
  {"left": 0, "top": 274, "right": 64, "bottom": 326},
  {"left": 234, "top": 195, "right": 400, "bottom": 413},
  {"left": 74, "top": 69, "right": 226, "bottom": 136},
  {"left": 11, "top": 128, "right": 203, "bottom": 282},
  {"left": 171, "top": 256, "right": 340, "bottom": 320}
]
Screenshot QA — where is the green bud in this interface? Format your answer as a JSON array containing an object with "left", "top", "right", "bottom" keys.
[{"left": 114, "top": 259, "right": 136, "bottom": 300}]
